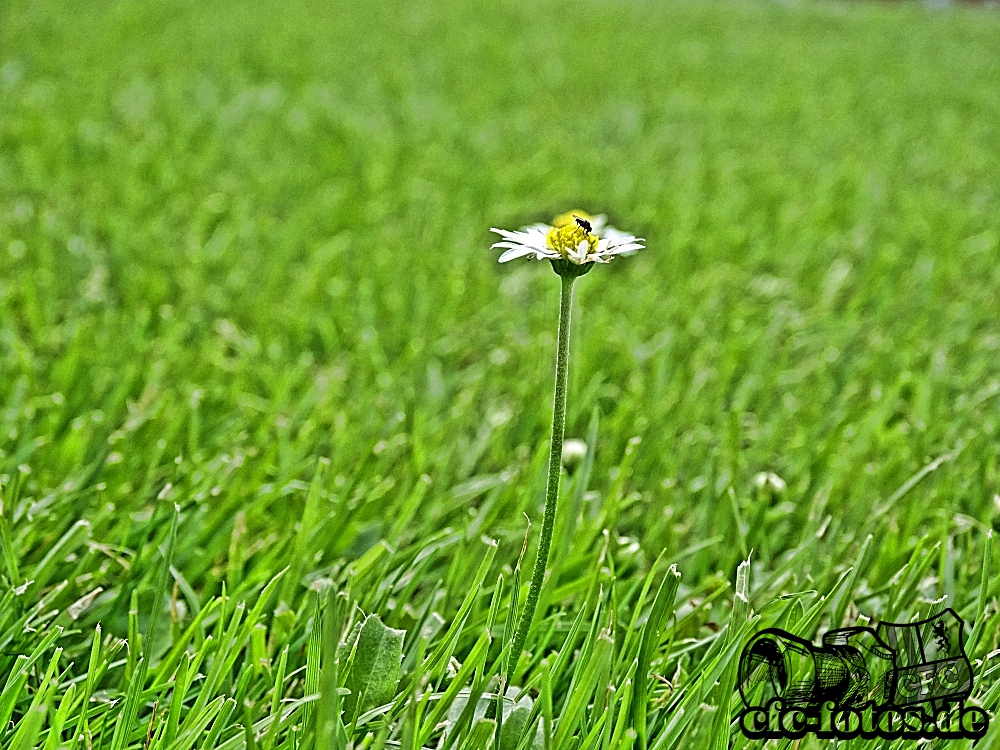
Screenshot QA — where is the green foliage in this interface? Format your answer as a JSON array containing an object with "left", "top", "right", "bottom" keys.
[
  {"left": 343, "top": 614, "right": 406, "bottom": 720},
  {"left": 1, "top": 0, "right": 1000, "bottom": 746}
]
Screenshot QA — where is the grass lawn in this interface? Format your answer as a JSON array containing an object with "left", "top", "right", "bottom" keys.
[{"left": 2, "top": 0, "right": 1000, "bottom": 746}]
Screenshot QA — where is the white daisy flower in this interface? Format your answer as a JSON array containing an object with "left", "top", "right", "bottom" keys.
[{"left": 491, "top": 210, "right": 645, "bottom": 265}]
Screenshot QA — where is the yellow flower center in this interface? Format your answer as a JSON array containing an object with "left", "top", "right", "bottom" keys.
[
  {"left": 546, "top": 214, "right": 598, "bottom": 262},
  {"left": 552, "top": 209, "right": 594, "bottom": 228},
  {"left": 546, "top": 223, "right": 598, "bottom": 261}
]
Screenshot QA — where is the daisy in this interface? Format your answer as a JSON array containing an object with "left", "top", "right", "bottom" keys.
[
  {"left": 491, "top": 210, "right": 644, "bottom": 265},
  {"left": 494, "top": 209, "right": 647, "bottom": 683}
]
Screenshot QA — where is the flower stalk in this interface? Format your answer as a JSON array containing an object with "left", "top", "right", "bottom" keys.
[{"left": 507, "top": 268, "right": 577, "bottom": 678}]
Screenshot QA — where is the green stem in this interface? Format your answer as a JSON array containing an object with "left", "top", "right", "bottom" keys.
[{"left": 508, "top": 272, "right": 575, "bottom": 678}]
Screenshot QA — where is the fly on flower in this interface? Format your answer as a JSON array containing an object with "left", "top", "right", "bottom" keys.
[{"left": 491, "top": 210, "right": 644, "bottom": 266}]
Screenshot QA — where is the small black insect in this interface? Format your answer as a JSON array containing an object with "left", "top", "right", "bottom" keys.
[{"left": 573, "top": 215, "right": 592, "bottom": 233}]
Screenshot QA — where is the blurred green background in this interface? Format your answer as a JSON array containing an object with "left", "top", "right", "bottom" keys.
[{"left": 2, "top": 0, "right": 1000, "bottom": 746}]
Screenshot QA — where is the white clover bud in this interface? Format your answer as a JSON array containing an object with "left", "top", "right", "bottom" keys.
[
  {"left": 561, "top": 438, "right": 588, "bottom": 471},
  {"left": 752, "top": 471, "right": 786, "bottom": 494}
]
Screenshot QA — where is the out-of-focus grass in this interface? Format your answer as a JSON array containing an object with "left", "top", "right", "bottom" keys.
[{"left": 2, "top": 0, "right": 1000, "bottom": 746}]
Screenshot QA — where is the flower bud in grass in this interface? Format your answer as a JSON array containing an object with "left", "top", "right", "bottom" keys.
[{"left": 561, "top": 438, "right": 588, "bottom": 472}]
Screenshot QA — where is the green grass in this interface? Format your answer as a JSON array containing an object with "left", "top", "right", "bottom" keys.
[{"left": 2, "top": 0, "right": 1000, "bottom": 746}]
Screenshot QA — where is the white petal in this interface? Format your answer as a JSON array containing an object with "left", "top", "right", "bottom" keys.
[
  {"left": 492, "top": 240, "right": 545, "bottom": 251},
  {"left": 607, "top": 235, "right": 640, "bottom": 246},
  {"left": 498, "top": 246, "right": 539, "bottom": 262},
  {"left": 603, "top": 235, "right": 644, "bottom": 252},
  {"left": 534, "top": 249, "right": 560, "bottom": 259},
  {"left": 492, "top": 227, "right": 549, "bottom": 243},
  {"left": 606, "top": 243, "right": 644, "bottom": 256},
  {"left": 490, "top": 228, "right": 535, "bottom": 242},
  {"left": 601, "top": 226, "right": 633, "bottom": 243}
]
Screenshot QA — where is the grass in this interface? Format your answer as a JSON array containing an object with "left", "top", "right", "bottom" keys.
[{"left": 2, "top": 0, "right": 1000, "bottom": 746}]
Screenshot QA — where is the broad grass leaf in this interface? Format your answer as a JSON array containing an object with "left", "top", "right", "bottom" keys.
[{"left": 344, "top": 614, "right": 406, "bottom": 718}]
